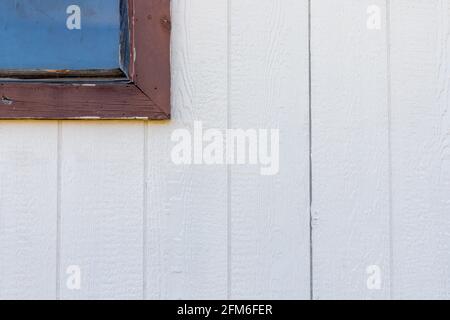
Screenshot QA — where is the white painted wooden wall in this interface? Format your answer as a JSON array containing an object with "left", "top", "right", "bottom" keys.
[{"left": 0, "top": 0, "right": 449, "bottom": 300}]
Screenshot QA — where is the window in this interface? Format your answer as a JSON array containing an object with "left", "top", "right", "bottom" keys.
[{"left": 0, "top": 0, "right": 171, "bottom": 119}]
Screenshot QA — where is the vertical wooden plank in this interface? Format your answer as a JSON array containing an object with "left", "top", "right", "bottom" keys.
[
  {"left": 311, "top": 0, "right": 390, "bottom": 299},
  {"left": 390, "top": 0, "right": 450, "bottom": 299},
  {"left": 145, "top": 0, "right": 228, "bottom": 299},
  {"left": 0, "top": 121, "right": 57, "bottom": 299},
  {"left": 60, "top": 122, "right": 144, "bottom": 299},
  {"left": 230, "top": 0, "right": 310, "bottom": 299}
]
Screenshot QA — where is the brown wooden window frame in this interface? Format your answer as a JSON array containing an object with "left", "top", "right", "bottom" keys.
[{"left": 0, "top": 0, "right": 171, "bottom": 120}]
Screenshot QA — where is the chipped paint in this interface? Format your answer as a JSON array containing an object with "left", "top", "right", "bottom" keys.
[{"left": 1, "top": 96, "right": 13, "bottom": 105}]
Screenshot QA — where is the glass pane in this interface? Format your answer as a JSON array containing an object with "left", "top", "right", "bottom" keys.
[{"left": 0, "top": 0, "right": 121, "bottom": 70}]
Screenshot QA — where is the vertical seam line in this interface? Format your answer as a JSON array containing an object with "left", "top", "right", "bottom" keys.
[
  {"left": 227, "top": 0, "right": 232, "bottom": 301},
  {"left": 386, "top": 0, "right": 394, "bottom": 300},
  {"left": 308, "top": 0, "right": 314, "bottom": 301}
]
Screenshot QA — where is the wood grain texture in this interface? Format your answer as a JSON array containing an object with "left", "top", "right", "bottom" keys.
[
  {"left": 59, "top": 121, "right": 144, "bottom": 299},
  {"left": 0, "top": 83, "right": 168, "bottom": 120},
  {"left": 311, "top": 0, "right": 390, "bottom": 299},
  {"left": 0, "top": 121, "right": 57, "bottom": 299},
  {"left": 131, "top": 0, "right": 171, "bottom": 115},
  {"left": 145, "top": 0, "right": 228, "bottom": 299},
  {"left": 230, "top": 0, "right": 310, "bottom": 299},
  {"left": 390, "top": 0, "right": 450, "bottom": 299}
]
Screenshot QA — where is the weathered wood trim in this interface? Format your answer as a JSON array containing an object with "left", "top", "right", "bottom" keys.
[
  {"left": 131, "top": 0, "right": 171, "bottom": 116},
  {"left": 0, "top": 83, "right": 168, "bottom": 120},
  {"left": 0, "top": 0, "right": 171, "bottom": 120}
]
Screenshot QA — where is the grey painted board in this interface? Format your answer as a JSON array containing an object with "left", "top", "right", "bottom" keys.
[
  {"left": 311, "top": 0, "right": 391, "bottom": 299},
  {"left": 59, "top": 122, "right": 144, "bottom": 299},
  {"left": 145, "top": 0, "right": 228, "bottom": 299},
  {"left": 230, "top": 0, "right": 311, "bottom": 299},
  {"left": 390, "top": 0, "right": 450, "bottom": 300},
  {"left": 0, "top": 122, "right": 58, "bottom": 299}
]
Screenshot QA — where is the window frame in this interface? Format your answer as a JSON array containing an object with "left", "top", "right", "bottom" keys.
[{"left": 0, "top": 0, "right": 171, "bottom": 120}]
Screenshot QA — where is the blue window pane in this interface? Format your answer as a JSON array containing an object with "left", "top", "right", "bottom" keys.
[{"left": 0, "top": 0, "right": 121, "bottom": 70}]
